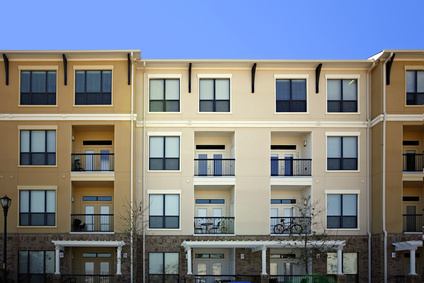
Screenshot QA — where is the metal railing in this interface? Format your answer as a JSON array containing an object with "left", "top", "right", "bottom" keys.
[
  {"left": 71, "top": 214, "right": 114, "bottom": 232},
  {"left": 269, "top": 274, "right": 338, "bottom": 283},
  {"left": 71, "top": 153, "right": 115, "bottom": 172},
  {"left": 194, "top": 159, "right": 235, "bottom": 176},
  {"left": 403, "top": 214, "right": 424, "bottom": 232},
  {"left": 194, "top": 217, "right": 235, "bottom": 234},
  {"left": 270, "top": 217, "right": 311, "bottom": 235},
  {"left": 61, "top": 274, "right": 114, "bottom": 283},
  {"left": 189, "top": 275, "right": 261, "bottom": 283},
  {"left": 403, "top": 153, "right": 423, "bottom": 172},
  {"left": 271, "top": 159, "right": 312, "bottom": 176}
]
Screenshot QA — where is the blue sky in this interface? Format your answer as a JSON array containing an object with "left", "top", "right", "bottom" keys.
[{"left": 2, "top": 0, "right": 423, "bottom": 59}]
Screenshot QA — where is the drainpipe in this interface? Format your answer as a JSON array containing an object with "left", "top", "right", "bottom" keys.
[
  {"left": 366, "top": 60, "right": 377, "bottom": 283},
  {"left": 382, "top": 52, "right": 394, "bottom": 283},
  {"left": 130, "top": 52, "right": 135, "bottom": 283},
  {"left": 142, "top": 60, "right": 147, "bottom": 283}
]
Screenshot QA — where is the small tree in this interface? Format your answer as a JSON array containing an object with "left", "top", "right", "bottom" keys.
[
  {"left": 282, "top": 196, "right": 338, "bottom": 276},
  {"left": 118, "top": 199, "right": 149, "bottom": 281}
]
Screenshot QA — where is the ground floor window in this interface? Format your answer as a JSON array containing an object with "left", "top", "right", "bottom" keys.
[
  {"left": 149, "top": 252, "right": 179, "bottom": 283},
  {"left": 327, "top": 252, "right": 358, "bottom": 282},
  {"left": 18, "top": 251, "right": 54, "bottom": 283}
]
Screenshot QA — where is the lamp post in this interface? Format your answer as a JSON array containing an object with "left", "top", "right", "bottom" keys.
[{"left": 1, "top": 195, "right": 11, "bottom": 283}]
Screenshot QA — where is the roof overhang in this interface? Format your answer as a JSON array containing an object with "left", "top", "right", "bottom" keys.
[
  {"left": 52, "top": 240, "right": 125, "bottom": 249},
  {"left": 392, "top": 240, "right": 423, "bottom": 252},
  {"left": 181, "top": 240, "right": 345, "bottom": 252},
  {"left": 368, "top": 50, "right": 424, "bottom": 61},
  {"left": 0, "top": 50, "right": 141, "bottom": 61}
]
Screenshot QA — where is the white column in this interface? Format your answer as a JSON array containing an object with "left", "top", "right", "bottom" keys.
[
  {"left": 261, "top": 246, "right": 267, "bottom": 275},
  {"left": 337, "top": 248, "right": 343, "bottom": 275},
  {"left": 117, "top": 246, "right": 122, "bottom": 275},
  {"left": 187, "top": 248, "right": 193, "bottom": 275},
  {"left": 409, "top": 249, "right": 417, "bottom": 275},
  {"left": 55, "top": 245, "right": 61, "bottom": 275}
]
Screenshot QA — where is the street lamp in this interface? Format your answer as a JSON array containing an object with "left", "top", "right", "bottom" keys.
[{"left": 1, "top": 195, "right": 11, "bottom": 283}]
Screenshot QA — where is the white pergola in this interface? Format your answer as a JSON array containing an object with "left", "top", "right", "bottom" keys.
[
  {"left": 52, "top": 240, "right": 126, "bottom": 275},
  {"left": 181, "top": 240, "right": 346, "bottom": 276},
  {"left": 392, "top": 240, "right": 423, "bottom": 275}
]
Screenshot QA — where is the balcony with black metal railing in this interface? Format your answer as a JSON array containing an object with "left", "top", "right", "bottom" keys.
[
  {"left": 403, "top": 214, "right": 424, "bottom": 233},
  {"left": 71, "top": 153, "right": 115, "bottom": 172},
  {"left": 194, "top": 217, "right": 235, "bottom": 234},
  {"left": 403, "top": 153, "right": 424, "bottom": 172},
  {"left": 71, "top": 214, "right": 114, "bottom": 233},
  {"left": 270, "top": 216, "right": 311, "bottom": 235},
  {"left": 271, "top": 158, "right": 312, "bottom": 176},
  {"left": 194, "top": 159, "right": 235, "bottom": 176}
]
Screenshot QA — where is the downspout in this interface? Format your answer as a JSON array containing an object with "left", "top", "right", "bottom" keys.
[
  {"left": 382, "top": 52, "right": 394, "bottom": 283},
  {"left": 142, "top": 61, "right": 147, "bottom": 283},
  {"left": 130, "top": 52, "right": 135, "bottom": 283},
  {"left": 366, "top": 60, "right": 377, "bottom": 283}
]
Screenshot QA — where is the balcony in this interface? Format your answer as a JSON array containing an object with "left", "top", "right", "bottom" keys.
[
  {"left": 271, "top": 158, "right": 311, "bottom": 176},
  {"left": 403, "top": 214, "right": 423, "bottom": 232},
  {"left": 71, "top": 214, "right": 114, "bottom": 232},
  {"left": 270, "top": 217, "right": 311, "bottom": 235},
  {"left": 72, "top": 153, "right": 115, "bottom": 172},
  {"left": 194, "top": 159, "right": 235, "bottom": 176},
  {"left": 403, "top": 153, "right": 423, "bottom": 172},
  {"left": 194, "top": 217, "right": 235, "bottom": 234}
]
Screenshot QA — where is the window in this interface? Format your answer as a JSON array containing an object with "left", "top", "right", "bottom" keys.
[
  {"left": 75, "top": 70, "right": 111, "bottom": 105},
  {"left": 20, "top": 71, "right": 56, "bottom": 105},
  {"left": 406, "top": 71, "right": 424, "bottom": 105},
  {"left": 149, "top": 194, "right": 179, "bottom": 229},
  {"left": 19, "top": 190, "right": 56, "bottom": 226},
  {"left": 327, "top": 136, "right": 358, "bottom": 170},
  {"left": 327, "top": 79, "right": 357, "bottom": 112},
  {"left": 150, "top": 79, "right": 180, "bottom": 112},
  {"left": 149, "top": 253, "right": 179, "bottom": 283},
  {"left": 149, "top": 136, "right": 180, "bottom": 170},
  {"left": 19, "top": 251, "right": 54, "bottom": 283},
  {"left": 199, "top": 79, "right": 230, "bottom": 112},
  {"left": 20, "top": 130, "right": 56, "bottom": 165},
  {"left": 327, "top": 194, "right": 357, "bottom": 229},
  {"left": 276, "top": 79, "right": 306, "bottom": 112},
  {"left": 327, "top": 252, "right": 358, "bottom": 281}
]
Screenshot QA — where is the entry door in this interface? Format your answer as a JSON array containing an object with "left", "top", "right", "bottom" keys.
[
  {"left": 100, "top": 261, "right": 110, "bottom": 275},
  {"left": 85, "top": 206, "right": 95, "bottom": 231},
  {"left": 198, "top": 154, "right": 208, "bottom": 176},
  {"left": 195, "top": 261, "right": 223, "bottom": 275},
  {"left": 100, "top": 150, "right": 110, "bottom": 171},
  {"left": 85, "top": 262, "right": 95, "bottom": 283},
  {"left": 405, "top": 205, "right": 418, "bottom": 232},
  {"left": 86, "top": 150, "right": 95, "bottom": 171},
  {"left": 406, "top": 150, "right": 417, "bottom": 171},
  {"left": 284, "top": 154, "right": 294, "bottom": 176},
  {"left": 271, "top": 155, "right": 279, "bottom": 176},
  {"left": 100, "top": 206, "right": 110, "bottom": 231},
  {"left": 213, "top": 154, "right": 223, "bottom": 176}
]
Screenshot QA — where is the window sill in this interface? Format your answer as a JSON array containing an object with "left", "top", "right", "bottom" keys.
[
  {"left": 197, "top": 112, "right": 232, "bottom": 114},
  {"left": 274, "top": 112, "right": 310, "bottom": 115},
  {"left": 326, "top": 228, "right": 360, "bottom": 231},
  {"left": 73, "top": 104, "right": 114, "bottom": 107},
  {"left": 148, "top": 112, "right": 182, "bottom": 114},
  {"left": 147, "top": 170, "right": 182, "bottom": 173},
  {"left": 17, "top": 225, "right": 57, "bottom": 229},
  {"left": 18, "top": 105, "right": 59, "bottom": 108},
  {"left": 326, "top": 112, "right": 360, "bottom": 115},
  {"left": 325, "top": 170, "right": 360, "bottom": 173},
  {"left": 18, "top": 165, "right": 58, "bottom": 168}
]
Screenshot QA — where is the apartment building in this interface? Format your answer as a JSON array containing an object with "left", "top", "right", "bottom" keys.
[
  {"left": 0, "top": 50, "right": 140, "bottom": 282},
  {"left": 370, "top": 50, "right": 424, "bottom": 282},
  {"left": 135, "top": 59, "right": 373, "bottom": 283}
]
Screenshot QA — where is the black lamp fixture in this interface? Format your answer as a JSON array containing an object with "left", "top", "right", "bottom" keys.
[{"left": 1, "top": 195, "right": 11, "bottom": 283}]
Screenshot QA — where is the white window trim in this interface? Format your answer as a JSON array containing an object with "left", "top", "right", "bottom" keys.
[
  {"left": 404, "top": 69, "right": 424, "bottom": 108},
  {"left": 18, "top": 66, "right": 59, "bottom": 108},
  {"left": 73, "top": 66, "right": 114, "bottom": 107},
  {"left": 274, "top": 74, "right": 310, "bottom": 114},
  {"left": 197, "top": 74, "right": 232, "bottom": 114},
  {"left": 147, "top": 75, "right": 182, "bottom": 114},
  {"left": 325, "top": 132, "right": 360, "bottom": 172},
  {"left": 147, "top": 133, "right": 182, "bottom": 172},
  {"left": 17, "top": 126, "right": 58, "bottom": 168},
  {"left": 17, "top": 186, "right": 58, "bottom": 228},
  {"left": 325, "top": 191, "right": 360, "bottom": 231},
  {"left": 325, "top": 74, "right": 361, "bottom": 114},
  {"left": 147, "top": 192, "right": 181, "bottom": 231}
]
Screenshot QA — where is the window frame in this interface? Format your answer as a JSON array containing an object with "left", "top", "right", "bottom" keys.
[
  {"left": 326, "top": 193, "right": 358, "bottom": 230},
  {"left": 326, "top": 132, "right": 360, "bottom": 172},
  {"left": 274, "top": 74, "right": 309, "bottom": 114},
  {"left": 406, "top": 70, "right": 424, "bottom": 106},
  {"left": 18, "top": 250, "right": 55, "bottom": 283},
  {"left": 327, "top": 252, "right": 358, "bottom": 275},
  {"left": 19, "top": 126, "right": 57, "bottom": 167},
  {"left": 148, "top": 75, "right": 182, "bottom": 113},
  {"left": 325, "top": 74, "right": 360, "bottom": 113},
  {"left": 149, "top": 252, "right": 179, "bottom": 283},
  {"left": 148, "top": 194, "right": 180, "bottom": 229},
  {"left": 18, "top": 186, "right": 57, "bottom": 227},
  {"left": 73, "top": 65, "right": 114, "bottom": 106},
  {"left": 148, "top": 134, "right": 181, "bottom": 171},
  {"left": 198, "top": 74, "right": 232, "bottom": 113},
  {"left": 19, "top": 66, "right": 59, "bottom": 106}
]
